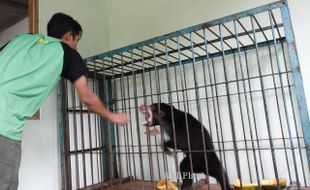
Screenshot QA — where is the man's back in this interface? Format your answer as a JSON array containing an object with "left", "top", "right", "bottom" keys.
[{"left": 0, "top": 33, "right": 64, "bottom": 140}]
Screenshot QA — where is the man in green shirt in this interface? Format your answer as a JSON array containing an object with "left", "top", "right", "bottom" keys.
[{"left": 0, "top": 13, "right": 129, "bottom": 189}]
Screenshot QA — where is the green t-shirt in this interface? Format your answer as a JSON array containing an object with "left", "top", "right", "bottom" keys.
[{"left": 0, "top": 33, "right": 64, "bottom": 141}]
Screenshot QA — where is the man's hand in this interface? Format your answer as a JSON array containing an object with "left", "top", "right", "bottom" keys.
[{"left": 108, "top": 112, "right": 129, "bottom": 126}]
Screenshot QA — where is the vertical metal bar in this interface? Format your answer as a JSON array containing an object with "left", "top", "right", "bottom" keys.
[
  {"left": 172, "top": 64, "right": 181, "bottom": 109},
  {"left": 128, "top": 54, "right": 138, "bottom": 182},
  {"left": 231, "top": 51, "right": 253, "bottom": 182},
  {"left": 163, "top": 39, "right": 181, "bottom": 189},
  {"left": 151, "top": 43, "right": 165, "bottom": 181},
  {"left": 157, "top": 41, "right": 172, "bottom": 187},
  {"left": 236, "top": 23, "right": 268, "bottom": 183},
  {"left": 274, "top": 17, "right": 307, "bottom": 185},
  {"left": 97, "top": 71, "right": 107, "bottom": 189},
  {"left": 268, "top": 10, "right": 300, "bottom": 183},
  {"left": 111, "top": 57, "right": 123, "bottom": 189},
  {"left": 203, "top": 28, "right": 226, "bottom": 172},
  {"left": 99, "top": 67, "right": 106, "bottom": 186},
  {"left": 92, "top": 65, "right": 105, "bottom": 189},
  {"left": 271, "top": 12, "right": 307, "bottom": 186},
  {"left": 221, "top": 20, "right": 255, "bottom": 183},
  {"left": 210, "top": 57, "right": 227, "bottom": 171},
  {"left": 126, "top": 74, "right": 136, "bottom": 181},
  {"left": 233, "top": 20, "right": 261, "bottom": 185},
  {"left": 149, "top": 44, "right": 166, "bottom": 188},
  {"left": 125, "top": 68, "right": 137, "bottom": 181},
  {"left": 140, "top": 46, "right": 155, "bottom": 189},
  {"left": 157, "top": 94, "right": 169, "bottom": 185},
  {"left": 110, "top": 76, "right": 118, "bottom": 182},
  {"left": 207, "top": 40, "right": 230, "bottom": 177},
  {"left": 188, "top": 32, "right": 211, "bottom": 189},
  {"left": 130, "top": 49, "right": 145, "bottom": 189},
  {"left": 147, "top": 75, "right": 162, "bottom": 181},
  {"left": 175, "top": 36, "right": 194, "bottom": 189},
  {"left": 86, "top": 91, "right": 94, "bottom": 188},
  {"left": 170, "top": 40, "right": 182, "bottom": 187},
  {"left": 87, "top": 63, "right": 96, "bottom": 188},
  {"left": 94, "top": 86, "right": 101, "bottom": 187},
  {"left": 219, "top": 23, "right": 242, "bottom": 185},
  {"left": 147, "top": 70, "right": 158, "bottom": 187},
  {"left": 57, "top": 82, "right": 65, "bottom": 188},
  {"left": 253, "top": 12, "right": 293, "bottom": 182},
  {"left": 92, "top": 68, "right": 101, "bottom": 186},
  {"left": 119, "top": 53, "right": 131, "bottom": 183},
  {"left": 100, "top": 60, "right": 108, "bottom": 184},
  {"left": 280, "top": 1, "right": 310, "bottom": 175},
  {"left": 78, "top": 91, "right": 87, "bottom": 187},
  {"left": 71, "top": 83, "right": 80, "bottom": 189},
  {"left": 59, "top": 79, "right": 72, "bottom": 190},
  {"left": 120, "top": 53, "right": 133, "bottom": 183},
  {"left": 250, "top": 15, "right": 280, "bottom": 189},
  {"left": 200, "top": 29, "right": 215, "bottom": 189},
  {"left": 243, "top": 50, "right": 265, "bottom": 180},
  {"left": 175, "top": 36, "right": 186, "bottom": 188},
  {"left": 104, "top": 59, "right": 115, "bottom": 184}
]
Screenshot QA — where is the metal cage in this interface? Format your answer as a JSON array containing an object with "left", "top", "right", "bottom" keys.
[{"left": 58, "top": 1, "right": 310, "bottom": 189}]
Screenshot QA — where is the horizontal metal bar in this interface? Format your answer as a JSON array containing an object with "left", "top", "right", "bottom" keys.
[
  {"left": 70, "top": 136, "right": 305, "bottom": 150},
  {"left": 76, "top": 145, "right": 307, "bottom": 155},
  {"left": 86, "top": 24, "right": 283, "bottom": 73},
  {"left": 113, "top": 37, "right": 286, "bottom": 78},
  {"left": 84, "top": 1, "right": 286, "bottom": 62}
]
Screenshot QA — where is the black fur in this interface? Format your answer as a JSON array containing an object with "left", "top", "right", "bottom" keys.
[{"left": 141, "top": 103, "right": 231, "bottom": 190}]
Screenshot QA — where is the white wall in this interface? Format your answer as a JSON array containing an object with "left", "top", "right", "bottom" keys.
[
  {"left": 38, "top": 0, "right": 109, "bottom": 58},
  {"left": 107, "top": 0, "right": 277, "bottom": 49},
  {"left": 19, "top": 90, "right": 60, "bottom": 190}
]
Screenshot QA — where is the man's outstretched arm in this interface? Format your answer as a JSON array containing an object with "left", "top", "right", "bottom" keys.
[{"left": 74, "top": 75, "right": 129, "bottom": 125}]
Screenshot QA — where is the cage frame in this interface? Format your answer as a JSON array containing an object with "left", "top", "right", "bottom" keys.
[{"left": 57, "top": 1, "right": 310, "bottom": 189}]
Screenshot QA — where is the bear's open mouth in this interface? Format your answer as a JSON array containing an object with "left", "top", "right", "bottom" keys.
[{"left": 139, "top": 105, "right": 153, "bottom": 126}]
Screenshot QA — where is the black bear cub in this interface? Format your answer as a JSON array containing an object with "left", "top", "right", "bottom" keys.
[{"left": 140, "top": 103, "right": 231, "bottom": 190}]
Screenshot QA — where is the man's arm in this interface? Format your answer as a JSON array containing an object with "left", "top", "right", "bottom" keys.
[{"left": 74, "top": 75, "right": 129, "bottom": 125}]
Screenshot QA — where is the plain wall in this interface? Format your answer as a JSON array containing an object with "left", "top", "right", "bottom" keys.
[
  {"left": 107, "top": 0, "right": 276, "bottom": 49},
  {"left": 38, "top": 0, "right": 109, "bottom": 58}
]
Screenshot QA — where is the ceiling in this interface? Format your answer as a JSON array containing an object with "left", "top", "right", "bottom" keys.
[{"left": 0, "top": 0, "right": 28, "bottom": 32}]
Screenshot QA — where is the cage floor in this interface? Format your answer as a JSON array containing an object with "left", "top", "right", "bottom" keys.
[
  {"left": 105, "top": 180, "right": 221, "bottom": 190},
  {"left": 105, "top": 181, "right": 310, "bottom": 190},
  {"left": 82, "top": 179, "right": 310, "bottom": 190}
]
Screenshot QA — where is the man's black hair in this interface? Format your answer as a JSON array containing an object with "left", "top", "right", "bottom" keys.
[{"left": 47, "top": 13, "right": 82, "bottom": 39}]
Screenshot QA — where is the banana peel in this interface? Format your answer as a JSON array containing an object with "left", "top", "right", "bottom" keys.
[
  {"left": 233, "top": 179, "right": 258, "bottom": 190},
  {"left": 156, "top": 179, "right": 178, "bottom": 190},
  {"left": 261, "top": 178, "right": 286, "bottom": 190},
  {"left": 233, "top": 178, "right": 286, "bottom": 190}
]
